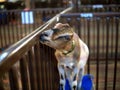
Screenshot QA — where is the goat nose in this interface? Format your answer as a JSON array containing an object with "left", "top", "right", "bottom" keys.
[
  {"left": 44, "top": 33, "right": 49, "bottom": 37},
  {"left": 40, "top": 32, "right": 48, "bottom": 38},
  {"left": 39, "top": 32, "right": 49, "bottom": 42},
  {"left": 42, "top": 31, "right": 49, "bottom": 37}
]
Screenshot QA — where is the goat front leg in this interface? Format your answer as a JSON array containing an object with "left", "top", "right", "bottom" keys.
[
  {"left": 71, "top": 66, "right": 80, "bottom": 90},
  {"left": 58, "top": 64, "right": 65, "bottom": 90}
]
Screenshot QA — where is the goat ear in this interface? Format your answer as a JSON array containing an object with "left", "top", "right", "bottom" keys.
[
  {"left": 54, "top": 23, "right": 62, "bottom": 28},
  {"left": 54, "top": 23, "right": 70, "bottom": 29},
  {"left": 63, "top": 23, "right": 70, "bottom": 27}
]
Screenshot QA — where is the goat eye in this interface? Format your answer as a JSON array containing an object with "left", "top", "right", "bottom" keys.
[
  {"left": 54, "top": 35, "right": 70, "bottom": 40},
  {"left": 52, "top": 28, "right": 59, "bottom": 33},
  {"left": 64, "top": 36, "right": 70, "bottom": 40}
]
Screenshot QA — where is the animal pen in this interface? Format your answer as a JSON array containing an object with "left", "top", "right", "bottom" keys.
[{"left": 0, "top": 5, "right": 120, "bottom": 90}]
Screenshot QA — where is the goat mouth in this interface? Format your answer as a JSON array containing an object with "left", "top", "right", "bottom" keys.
[{"left": 40, "top": 39, "right": 50, "bottom": 44}]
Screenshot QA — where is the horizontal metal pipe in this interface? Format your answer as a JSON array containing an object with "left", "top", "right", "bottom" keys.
[{"left": 60, "top": 12, "right": 120, "bottom": 18}]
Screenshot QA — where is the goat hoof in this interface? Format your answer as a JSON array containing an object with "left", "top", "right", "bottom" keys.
[
  {"left": 73, "top": 86, "right": 77, "bottom": 90},
  {"left": 60, "top": 84, "right": 64, "bottom": 90}
]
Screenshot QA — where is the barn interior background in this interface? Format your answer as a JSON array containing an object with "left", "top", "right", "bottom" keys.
[{"left": 0, "top": 0, "right": 120, "bottom": 90}]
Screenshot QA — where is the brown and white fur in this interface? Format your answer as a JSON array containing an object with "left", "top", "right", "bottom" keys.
[{"left": 39, "top": 23, "right": 89, "bottom": 90}]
